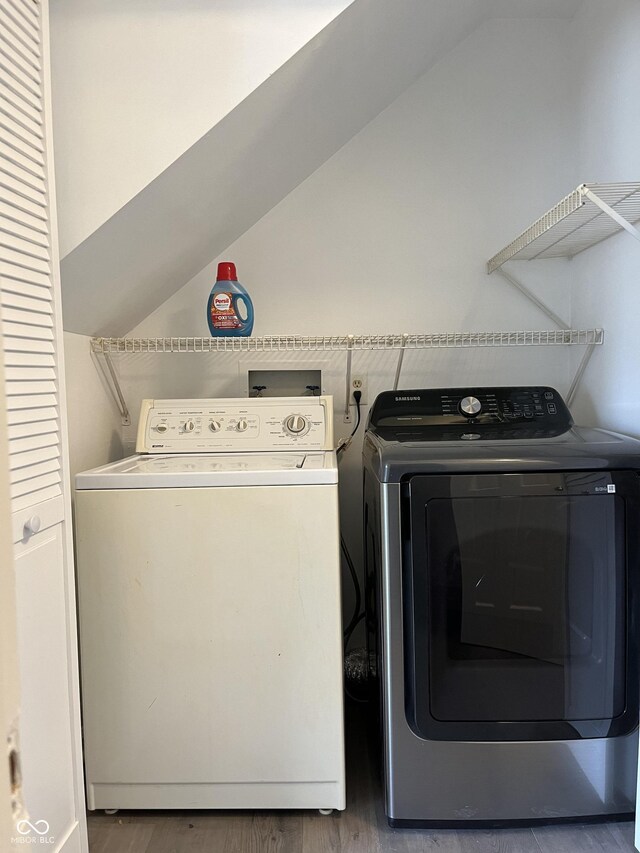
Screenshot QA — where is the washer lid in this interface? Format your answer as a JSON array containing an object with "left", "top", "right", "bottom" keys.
[{"left": 75, "top": 452, "right": 338, "bottom": 489}]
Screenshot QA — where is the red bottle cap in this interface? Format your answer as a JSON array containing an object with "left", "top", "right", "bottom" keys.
[{"left": 216, "top": 261, "right": 237, "bottom": 281}]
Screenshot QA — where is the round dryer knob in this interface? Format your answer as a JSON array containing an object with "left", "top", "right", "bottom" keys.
[
  {"left": 155, "top": 423, "right": 168, "bottom": 433},
  {"left": 236, "top": 418, "right": 248, "bottom": 432},
  {"left": 209, "top": 420, "right": 222, "bottom": 432},
  {"left": 183, "top": 419, "right": 196, "bottom": 432},
  {"left": 459, "top": 396, "right": 482, "bottom": 417},
  {"left": 285, "top": 415, "right": 308, "bottom": 435}
]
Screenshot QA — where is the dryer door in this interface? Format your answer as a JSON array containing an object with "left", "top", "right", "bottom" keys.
[{"left": 404, "top": 470, "right": 639, "bottom": 742}]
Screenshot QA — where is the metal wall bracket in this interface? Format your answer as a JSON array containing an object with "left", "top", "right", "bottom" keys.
[
  {"left": 343, "top": 335, "right": 354, "bottom": 423},
  {"left": 566, "top": 342, "right": 597, "bottom": 407},
  {"left": 494, "top": 269, "right": 596, "bottom": 404},
  {"left": 495, "top": 268, "right": 570, "bottom": 331},
  {"left": 92, "top": 347, "right": 131, "bottom": 426},
  {"left": 393, "top": 333, "right": 409, "bottom": 390}
]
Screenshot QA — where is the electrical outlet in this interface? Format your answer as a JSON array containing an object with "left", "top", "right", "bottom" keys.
[{"left": 350, "top": 374, "right": 368, "bottom": 405}]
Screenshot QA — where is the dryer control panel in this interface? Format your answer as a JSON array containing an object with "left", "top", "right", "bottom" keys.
[
  {"left": 136, "top": 396, "right": 334, "bottom": 453},
  {"left": 368, "top": 387, "right": 573, "bottom": 440}
]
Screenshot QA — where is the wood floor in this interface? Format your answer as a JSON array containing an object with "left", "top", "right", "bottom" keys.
[{"left": 88, "top": 703, "right": 637, "bottom": 853}]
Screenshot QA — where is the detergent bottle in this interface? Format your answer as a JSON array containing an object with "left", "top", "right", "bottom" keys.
[{"left": 207, "top": 262, "right": 254, "bottom": 336}]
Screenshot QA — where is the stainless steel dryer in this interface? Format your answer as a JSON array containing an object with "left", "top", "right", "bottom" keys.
[{"left": 363, "top": 386, "right": 640, "bottom": 827}]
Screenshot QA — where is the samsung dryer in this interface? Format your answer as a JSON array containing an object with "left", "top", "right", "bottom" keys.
[{"left": 363, "top": 386, "right": 640, "bottom": 826}]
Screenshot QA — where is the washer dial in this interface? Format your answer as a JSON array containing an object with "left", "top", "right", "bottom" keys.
[{"left": 285, "top": 414, "right": 309, "bottom": 435}]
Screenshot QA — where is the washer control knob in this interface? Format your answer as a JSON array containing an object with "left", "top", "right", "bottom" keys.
[
  {"left": 209, "top": 420, "right": 222, "bottom": 432},
  {"left": 236, "top": 418, "right": 248, "bottom": 432},
  {"left": 183, "top": 419, "right": 196, "bottom": 432},
  {"left": 460, "top": 396, "right": 482, "bottom": 417},
  {"left": 155, "top": 423, "right": 168, "bottom": 433},
  {"left": 286, "top": 414, "right": 308, "bottom": 435}
]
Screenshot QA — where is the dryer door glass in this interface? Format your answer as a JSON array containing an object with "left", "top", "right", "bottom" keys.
[{"left": 405, "top": 471, "right": 639, "bottom": 742}]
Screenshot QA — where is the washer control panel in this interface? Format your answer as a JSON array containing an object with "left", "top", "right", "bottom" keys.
[{"left": 136, "top": 396, "right": 333, "bottom": 453}]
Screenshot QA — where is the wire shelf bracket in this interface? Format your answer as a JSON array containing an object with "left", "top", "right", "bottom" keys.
[
  {"left": 567, "top": 343, "right": 597, "bottom": 408},
  {"left": 344, "top": 335, "right": 354, "bottom": 423},
  {"left": 495, "top": 268, "right": 570, "bottom": 331},
  {"left": 93, "top": 349, "right": 131, "bottom": 426},
  {"left": 393, "top": 333, "right": 410, "bottom": 392}
]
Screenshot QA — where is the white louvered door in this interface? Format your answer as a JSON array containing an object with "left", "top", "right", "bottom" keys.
[
  {"left": 0, "top": 0, "right": 62, "bottom": 517},
  {"left": 0, "top": 1, "right": 87, "bottom": 851}
]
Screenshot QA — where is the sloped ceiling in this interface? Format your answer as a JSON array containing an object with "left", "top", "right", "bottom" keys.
[
  {"left": 51, "top": 0, "right": 355, "bottom": 257},
  {"left": 59, "top": 0, "right": 582, "bottom": 336}
]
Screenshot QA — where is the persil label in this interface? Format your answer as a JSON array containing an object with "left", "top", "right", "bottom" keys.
[
  {"left": 210, "top": 291, "right": 241, "bottom": 329},
  {"left": 213, "top": 293, "right": 232, "bottom": 311}
]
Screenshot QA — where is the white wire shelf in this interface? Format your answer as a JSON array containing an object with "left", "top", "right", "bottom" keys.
[
  {"left": 91, "top": 330, "right": 604, "bottom": 354},
  {"left": 487, "top": 182, "right": 640, "bottom": 273}
]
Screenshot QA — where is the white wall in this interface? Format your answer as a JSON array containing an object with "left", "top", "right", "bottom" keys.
[
  {"left": 119, "top": 17, "right": 578, "bottom": 622},
  {"left": 132, "top": 17, "right": 575, "bottom": 340},
  {"left": 63, "top": 333, "right": 123, "bottom": 485},
  {"left": 50, "top": 0, "right": 352, "bottom": 257},
  {"left": 567, "top": 0, "right": 640, "bottom": 434}
]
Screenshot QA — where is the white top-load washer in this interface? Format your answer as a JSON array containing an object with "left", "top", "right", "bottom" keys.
[{"left": 75, "top": 396, "right": 345, "bottom": 812}]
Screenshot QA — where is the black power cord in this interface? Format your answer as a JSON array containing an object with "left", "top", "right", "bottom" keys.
[
  {"left": 349, "top": 389, "right": 362, "bottom": 438},
  {"left": 336, "top": 388, "right": 368, "bottom": 701},
  {"left": 337, "top": 388, "right": 364, "bottom": 639},
  {"left": 336, "top": 389, "right": 363, "bottom": 457},
  {"left": 341, "top": 533, "right": 361, "bottom": 639}
]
